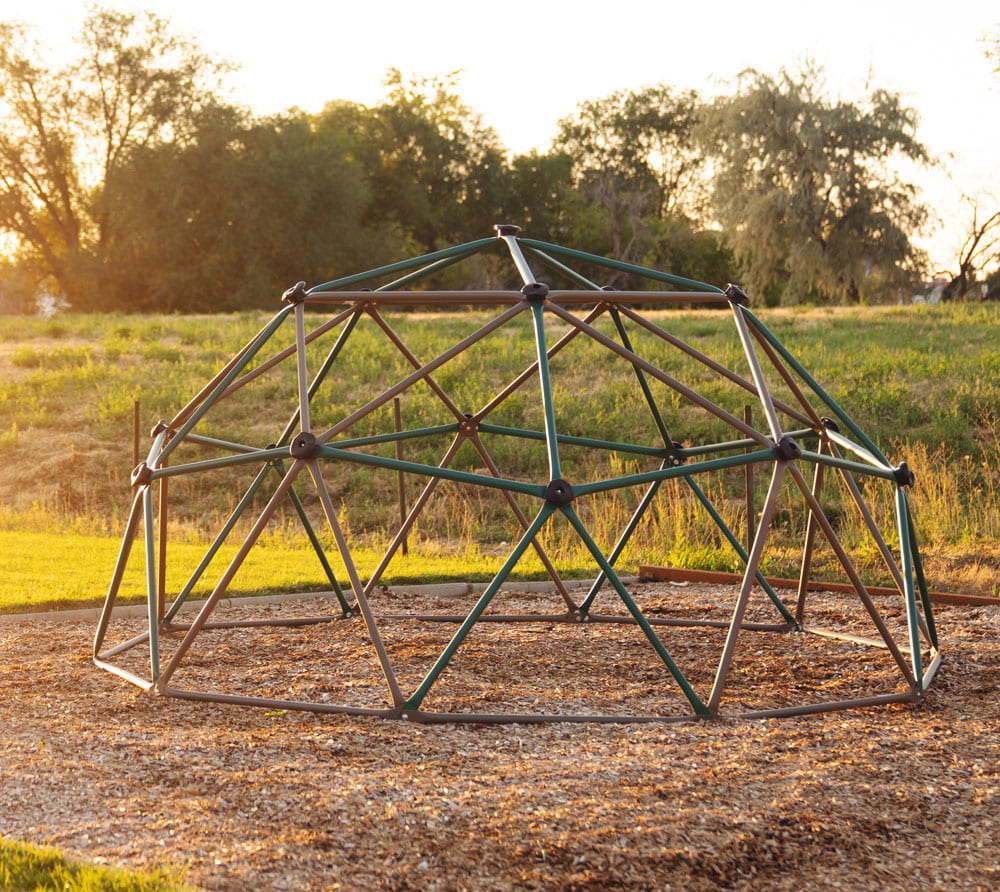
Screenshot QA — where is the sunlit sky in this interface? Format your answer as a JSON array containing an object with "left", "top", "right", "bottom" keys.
[{"left": 7, "top": 0, "right": 1000, "bottom": 271}]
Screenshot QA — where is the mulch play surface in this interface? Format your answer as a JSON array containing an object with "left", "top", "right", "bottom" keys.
[{"left": 1, "top": 583, "right": 998, "bottom": 891}]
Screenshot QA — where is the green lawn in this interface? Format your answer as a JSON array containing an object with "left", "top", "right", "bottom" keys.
[
  {"left": 0, "top": 528, "right": 577, "bottom": 614},
  {"left": 2, "top": 303, "right": 1000, "bottom": 607},
  {"left": 0, "top": 838, "right": 197, "bottom": 892}
]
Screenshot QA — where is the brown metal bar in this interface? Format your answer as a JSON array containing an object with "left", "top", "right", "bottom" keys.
[
  {"left": 796, "top": 447, "right": 826, "bottom": 623},
  {"left": 359, "top": 307, "right": 571, "bottom": 602},
  {"left": 617, "top": 304, "right": 814, "bottom": 429},
  {"left": 744, "top": 405, "right": 755, "bottom": 553},
  {"left": 785, "top": 464, "right": 917, "bottom": 686},
  {"left": 746, "top": 321, "right": 826, "bottom": 429},
  {"left": 93, "top": 486, "right": 145, "bottom": 657},
  {"left": 217, "top": 305, "right": 360, "bottom": 404},
  {"left": 315, "top": 303, "right": 529, "bottom": 445},
  {"left": 466, "top": 431, "right": 575, "bottom": 608},
  {"left": 156, "top": 462, "right": 306, "bottom": 687},
  {"left": 707, "top": 462, "right": 786, "bottom": 714},
  {"left": 302, "top": 289, "right": 734, "bottom": 306},
  {"left": 730, "top": 304, "right": 784, "bottom": 441},
  {"left": 363, "top": 434, "right": 463, "bottom": 594},
  {"left": 640, "top": 564, "right": 995, "bottom": 606},
  {"left": 393, "top": 398, "right": 408, "bottom": 556},
  {"left": 159, "top": 685, "right": 401, "bottom": 718},
  {"left": 293, "top": 301, "right": 312, "bottom": 434},
  {"left": 545, "top": 302, "right": 770, "bottom": 446},
  {"left": 306, "top": 461, "right": 405, "bottom": 707},
  {"left": 169, "top": 314, "right": 281, "bottom": 429},
  {"left": 472, "top": 303, "right": 609, "bottom": 421},
  {"left": 734, "top": 689, "right": 921, "bottom": 720}
]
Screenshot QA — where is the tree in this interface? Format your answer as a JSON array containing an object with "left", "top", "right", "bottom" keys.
[
  {"left": 937, "top": 202, "right": 1000, "bottom": 301},
  {"left": 700, "top": 63, "right": 930, "bottom": 305},
  {"left": 553, "top": 87, "right": 707, "bottom": 270},
  {"left": 0, "top": 8, "right": 226, "bottom": 309},
  {"left": 334, "top": 70, "right": 509, "bottom": 253},
  {"left": 106, "top": 106, "right": 398, "bottom": 311}
]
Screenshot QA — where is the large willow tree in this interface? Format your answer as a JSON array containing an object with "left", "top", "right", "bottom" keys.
[{"left": 701, "top": 64, "right": 931, "bottom": 305}]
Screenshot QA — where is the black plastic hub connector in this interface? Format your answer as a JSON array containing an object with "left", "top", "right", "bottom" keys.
[
  {"left": 668, "top": 441, "right": 686, "bottom": 467},
  {"left": 521, "top": 282, "right": 549, "bottom": 303},
  {"left": 725, "top": 283, "right": 749, "bottom": 305},
  {"left": 150, "top": 420, "right": 170, "bottom": 438},
  {"left": 290, "top": 431, "right": 317, "bottom": 459},
  {"left": 282, "top": 281, "right": 308, "bottom": 304},
  {"left": 820, "top": 417, "right": 841, "bottom": 434},
  {"left": 893, "top": 461, "right": 915, "bottom": 488},
  {"left": 131, "top": 463, "right": 153, "bottom": 487},
  {"left": 544, "top": 478, "right": 575, "bottom": 506},
  {"left": 774, "top": 436, "right": 802, "bottom": 461},
  {"left": 494, "top": 224, "right": 521, "bottom": 237}
]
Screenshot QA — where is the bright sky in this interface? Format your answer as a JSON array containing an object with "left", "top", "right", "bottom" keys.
[{"left": 7, "top": 0, "right": 1000, "bottom": 272}]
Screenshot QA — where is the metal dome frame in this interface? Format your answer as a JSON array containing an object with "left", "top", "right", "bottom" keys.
[{"left": 93, "top": 225, "right": 940, "bottom": 723}]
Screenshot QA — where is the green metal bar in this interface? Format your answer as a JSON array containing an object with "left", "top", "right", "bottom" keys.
[
  {"left": 680, "top": 430, "right": 818, "bottom": 458},
  {"left": 277, "top": 309, "right": 363, "bottom": 448},
  {"left": 404, "top": 503, "right": 557, "bottom": 710},
  {"left": 580, "top": 475, "right": 664, "bottom": 614},
  {"left": 142, "top": 486, "right": 160, "bottom": 680},
  {"left": 895, "top": 487, "right": 924, "bottom": 685},
  {"left": 306, "top": 461, "right": 405, "bottom": 707},
  {"left": 521, "top": 245, "right": 604, "bottom": 290},
  {"left": 182, "top": 432, "right": 261, "bottom": 455},
  {"left": 741, "top": 308, "right": 891, "bottom": 465},
  {"left": 544, "top": 301, "right": 767, "bottom": 446},
  {"left": 278, "top": 464, "right": 350, "bottom": 615},
  {"left": 682, "top": 476, "right": 795, "bottom": 623},
  {"left": 151, "top": 447, "right": 288, "bottom": 480},
  {"left": 476, "top": 422, "right": 670, "bottom": 458},
  {"left": 559, "top": 504, "right": 710, "bottom": 716},
  {"left": 903, "top": 497, "right": 938, "bottom": 649},
  {"left": 328, "top": 423, "right": 462, "bottom": 451},
  {"left": 517, "top": 237, "right": 724, "bottom": 293},
  {"left": 157, "top": 307, "right": 293, "bottom": 466},
  {"left": 158, "top": 462, "right": 307, "bottom": 687},
  {"left": 310, "top": 237, "right": 497, "bottom": 292},
  {"left": 164, "top": 463, "right": 275, "bottom": 622},
  {"left": 530, "top": 301, "right": 563, "bottom": 481},
  {"left": 316, "top": 443, "right": 544, "bottom": 499},
  {"left": 798, "top": 449, "right": 898, "bottom": 482},
  {"left": 377, "top": 244, "right": 487, "bottom": 291},
  {"left": 94, "top": 487, "right": 145, "bottom": 656},
  {"left": 575, "top": 449, "right": 777, "bottom": 497},
  {"left": 608, "top": 307, "right": 675, "bottom": 449}
]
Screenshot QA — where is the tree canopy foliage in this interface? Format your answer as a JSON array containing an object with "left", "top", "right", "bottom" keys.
[
  {"left": 699, "top": 64, "right": 930, "bottom": 305},
  {"left": 0, "top": 8, "right": 946, "bottom": 313}
]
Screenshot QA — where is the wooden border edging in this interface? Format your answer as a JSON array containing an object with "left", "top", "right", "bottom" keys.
[{"left": 638, "top": 565, "right": 1000, "bottom": 607}]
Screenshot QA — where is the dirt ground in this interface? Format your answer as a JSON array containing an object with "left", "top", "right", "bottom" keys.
[{"left": 1, "top": 583, "right": 998, "bottom": 891}]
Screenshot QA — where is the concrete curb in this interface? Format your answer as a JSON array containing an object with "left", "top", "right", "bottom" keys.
[{"left": 0, "top": 577, "right": 639, "bottom": 625}]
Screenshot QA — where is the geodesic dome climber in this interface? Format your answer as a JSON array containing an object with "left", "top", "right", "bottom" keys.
[{"left": 94, "top": 225, "right": 940, "bottom": 722}]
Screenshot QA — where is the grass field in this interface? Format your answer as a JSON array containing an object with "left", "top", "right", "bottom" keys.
[
  {"left": 1, "top": 302, "right": 999, "bottom": 608},
  {"left": 0, "top": 837, "right": 195, "bottom": 892}
]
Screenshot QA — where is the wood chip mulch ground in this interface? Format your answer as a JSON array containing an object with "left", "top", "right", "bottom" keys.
[{"left": 1, "top": 582, "right": 998, "bottom": 891}]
